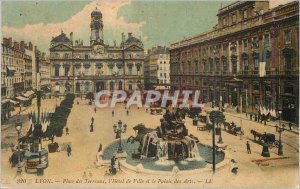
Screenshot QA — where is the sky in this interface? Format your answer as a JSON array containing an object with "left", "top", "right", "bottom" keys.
[{"left": 1, "top": 0, "right": 293, "bottom": 53}]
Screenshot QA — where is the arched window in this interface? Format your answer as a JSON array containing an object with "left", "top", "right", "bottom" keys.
[
  {"left": 118, "top": 81, "right": 122, "bottom": 90},
  {"left": 64, "top": 53, "right": 69, "bottom": 59},
  {"left": 85, "top": 81, "right": 90, "bottom": 92},
  {"left": 136, "top": 64, "right": 141, "bottom": 74},
  {"left": 110, "top": 81, "right": 114, "bottom": 91},
  {"left": 54, "top": 53, "right": 59, "bottom": 59},
  {"left": 128, "top": 82, "right": 132, "bottom": 90},
  {"left": 54, "top": 65, "right": 60, "bottom": 77},
  {"left": 64, "top": 65, "right": 70, "bottom": 76},
  {"left": 76, "top": 82, "right": 80, "bottom": 92}
]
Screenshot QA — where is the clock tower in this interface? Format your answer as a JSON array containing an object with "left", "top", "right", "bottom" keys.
[{"left": 90, "top": 7, "right": 104, "bottom": 47}]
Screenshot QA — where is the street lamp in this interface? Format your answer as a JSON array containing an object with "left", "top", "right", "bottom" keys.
[
  {"left": 15, "top": 119, "right": 23, "bottom": 175},
  {"left": 276, "top": 110, "right": 285, "bottom": 156},
  {"left": 113, "top": 120, "right": 127, "bottom": 153}
]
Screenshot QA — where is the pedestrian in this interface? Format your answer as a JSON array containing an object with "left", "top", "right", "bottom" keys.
[
  {"left": 126, "top": 110, "right": 129, "bottom": 116},
  {"left": 246, "top": 141, "right": 251, "bottom": 154},
  {"left": 90, "top": 123, "right": 94, "bottom": 132},
  {"left": 112, "top": 110, "right": 114, "bottom": 117},
  {"left": 254, "top": 114, "right": 257, "bottom": 121},
  {"left": 250, "top": 114, "right": 253, "bottom": 121},
  {"left": 67, "top": 145, "right": 72, "bottom": 156},
  {"left": 289, "top": 122, "right": 293, "bottom": 130},
  {"left": 91, "top": 117, "right": 94, "bottom": 124},
  {"left": 94, "top": 107, "right": 97, "bottom": 113},
  {"left": 66, "top": 127, "right": 69, "bottom": 135},
  {"left": 146, "top": 108, "right": 148, "bottom": 113}
]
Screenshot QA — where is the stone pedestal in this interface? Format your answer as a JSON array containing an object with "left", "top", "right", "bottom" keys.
[{"left": 261, "top": 144, "right": 270, "bottom": 157}]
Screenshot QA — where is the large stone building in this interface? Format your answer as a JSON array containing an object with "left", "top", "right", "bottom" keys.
[
  {"left": 144, "top": 46, "right": 170, "bottom": 88},
  {"left": 49, "top": 8, "right": 144, "bottom": 95},
  {"left": 170, "top": 1, "right": 299, "bottom": 123},
  {"left": 1, "top": 38, "right": 27, "bottom": 98}
]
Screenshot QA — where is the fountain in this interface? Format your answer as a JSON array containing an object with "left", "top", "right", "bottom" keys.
[
  {"left": 102, "top": 108, "right": 228, "bottom": 174},
  {"left": 128, "top": 108, "right": 201, "bottom": 162}
]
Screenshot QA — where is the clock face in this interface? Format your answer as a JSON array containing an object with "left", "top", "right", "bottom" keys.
[{"left": 94, "top": 45, "right": 104, "bottom": 54}]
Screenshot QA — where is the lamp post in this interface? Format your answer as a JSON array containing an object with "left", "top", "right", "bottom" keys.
[
  {"left": 15, "top": 119, "right": 22, "bottom": 175},
  {"left": 276, "top": 110, "right": 285, "bottom": 155},
  {"left": 113, "top": 120, "right": 127, "bottom": 153}
]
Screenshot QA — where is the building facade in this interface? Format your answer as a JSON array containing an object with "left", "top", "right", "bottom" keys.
[
  {"left": 50, "top": 8, "right": 144, "bottom": 95},
  {"left": 144, "top": 46, "right": 170, "bottom": 88},
  {"left": 2, "top": 38, "right": 26, "bottom": 98},
  {"left": 170, "top": 1, "right": 299, "bottom": 123},
  {"left": 2, "top": 37, "right": 49, "bottom": 98}
]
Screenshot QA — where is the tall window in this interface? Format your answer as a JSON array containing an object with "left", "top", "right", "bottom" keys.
[
  {"left": 64, "top": 53, "right": 69, "bottom": 59},
  {"left": 223, "top": 17, "right": 227, "bottom": 26},
  {"left": 232, "top": 60, "right": 237, "bottom": 74},
  {"left": 64, "top": 66, "right": 69, "bottom": 76},
  {"left": 223, "top": 45, "right": 227, "bottom": 56},
  {"left": 128, "top": 82, "right": 132, "bottom": 90},
  {"left": 243, "top": 58, "right": 249, "bottom": 73},
  {"left": 284, "top": 30, "right": 291, "bottom": 44},
  {"left": 243, "top": 39, "right": 248, "bottom": 52},
  {"left": 232, "top": 14, "right": 236, "bottom": 24},
  {"left": 215, "top": 59, "right": 220, "bottom": 72},
  {"left": 110, "top": 81, "right": 114, "bottom": 91},
  {"left": 76, "top": 82, "right": 80, "bottom": 92},
  {"left": 243, "top": 10, "right": 248, "bottom": 20},
  {"left": 195, "top": 61, "right": 198, "bottom": 73},
  {"left": 128, "top": 65, "right": 133, "bottom": 75},
  {"left": 253, "top": 57, "right": 259, "bottom": 71},
  {"left": 136, "top": 64, "right": 141, "bottom": 75},
  {"left": 264, "top": 34, "right": 270, "bottom": 48},
  {"left": 85, "top": 82, "right": 89, "bottom": 92},
  {"left": 118, "top": 81, "right": 122, "bottom": 90},
  {"left": 209, "top": 59, "right": 213, "bottom": 72},
  {"left": 222, "top": 59, "right": 227, "bottom": 72},
  {"left": 285, "top": 55, "right": 292, "bottom": 70},
  {"left": 203, "top": 60, "right": 207, "bottom": 72},
  {"left": 253, "top": 37, "right": 259, "bottom": 49},
  {"left": 54, "top": 65, "right": 60, "bottom": 77}
]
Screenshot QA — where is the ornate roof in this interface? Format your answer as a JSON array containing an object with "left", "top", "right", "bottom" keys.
[
  {"left": 125, "top": 35, "right": 141, "bottom": 44},
  {"left": 91, "top": 7, "right": 102, "bottom": 17},
  {"left": 51, "top": 32, "right": 71, "bottom": 43}
]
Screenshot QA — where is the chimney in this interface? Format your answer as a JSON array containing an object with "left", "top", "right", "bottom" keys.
[
  {"left": 2, "top": 37, "right": 9, "bottom": 46},
  {"left": 8, "top": 37, "right": 12, "bottom": 47},
  {"left": 70, "top": 32, "right": 73, "bottom": 44},
  {"left": 29, "top": 42, "right": 33, "bottom": 51},
  {"left": 121, "top": 33, "right": 125, "bottom": 42},
  {"left": 20, "top": 41, "right": 25, "bottom": 50},
  {"left": 13, "top": 41, "right": 20, "bottom": 50},
  {"left": 128, "top": 32, "right": 132, "bottom": 38}
]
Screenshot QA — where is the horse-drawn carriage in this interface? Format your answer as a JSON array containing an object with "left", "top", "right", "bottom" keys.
[
  {"left": 250, "top": 130, "right": 279, "bottom": 147},
  {"left": 223, "top": 122, "right": 242, "bottom": 136}
]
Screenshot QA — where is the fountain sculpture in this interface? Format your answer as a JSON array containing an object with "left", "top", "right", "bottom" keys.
[{"left": 127, "top": 108, "right": 201, "bottom": 161}]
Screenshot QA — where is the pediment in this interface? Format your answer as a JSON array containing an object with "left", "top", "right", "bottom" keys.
[
  {"left": 124, "top": 45, "right": 143, "bottom": 51},
  {"left": 50, "top": 44, "right": 73, "bottom": 51}
]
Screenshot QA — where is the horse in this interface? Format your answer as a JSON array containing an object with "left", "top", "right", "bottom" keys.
[{"left": 250, "top": 129, "right": 262, "bottom": 141}]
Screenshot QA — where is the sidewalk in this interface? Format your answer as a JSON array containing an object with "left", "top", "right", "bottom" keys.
[{"left": 223, "top": 111, "right": 299, "bottom": 135}]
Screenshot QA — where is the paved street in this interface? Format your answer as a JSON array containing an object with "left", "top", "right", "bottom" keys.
[{"left": 1, "top": 98, "right": 298, "bottom": 188}]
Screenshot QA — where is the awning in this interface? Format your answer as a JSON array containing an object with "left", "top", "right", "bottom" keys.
[
  {"left": 22, "top": 90, "right": 35, "bottom": 98},
  {"left": 6, "top": 66, "right": 16, "bottom": 71},
  {"left": 15, "top": 96, "right": 30, "bottom": 101},
  {"left": 1, "top": 99, "right": 19, "bottom": 105}
]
